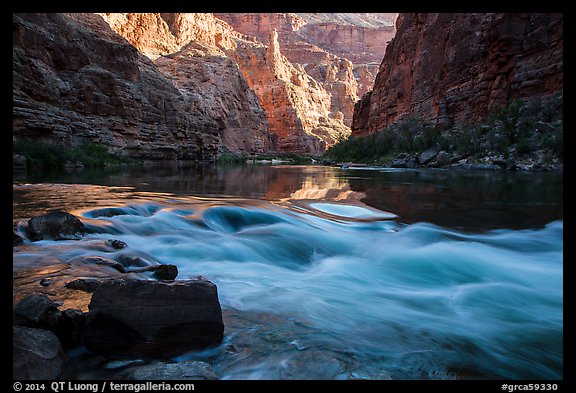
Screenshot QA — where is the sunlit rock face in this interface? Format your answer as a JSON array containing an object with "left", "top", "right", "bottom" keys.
[
  {"left": 95, "top": 13, "right": 277, "bottom": 155},
  {"left": 215, "top": 13, "right": 398, "bottom": 128},
  {"left": 352, "top": 13, "right": 563, "bottom": 136},
  {"left": 13, "top": 13, "right": 397, "bottom": 156},
  {"left": 99, "top": 12, "right": 353, "bottom": 154},
  {"left": 12, "top": 13, "right": 221, "bottom": 161},
  {"left": 230, "top": 30, "right": 350, "bottom": 154}
]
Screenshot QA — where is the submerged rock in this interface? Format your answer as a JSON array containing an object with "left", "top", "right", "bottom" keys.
[
  {"left": 13, "top": 326, "right": 71, "bottom": 380},
  {"left": 105, "top": 239, "right": 128, "bottom": 249},
  {"left": 68, "top": 255, "right": 127, "bottom": 273},
  {"left": 128, "top": 360, "right": 218, "bottom": 380},
  {"left": 116, "top": 254, "right": 152, "bottom": 268},
  {"left": 26, "top": 211, "right": 86, "bottom": 241},
  {"left": 83, "top": 278, "right": 224, "bottom": 357}
]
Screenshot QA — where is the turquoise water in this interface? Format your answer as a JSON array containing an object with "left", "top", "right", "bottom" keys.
[{"left": 12, "top": 164, "right": 563, "bottom": 379}]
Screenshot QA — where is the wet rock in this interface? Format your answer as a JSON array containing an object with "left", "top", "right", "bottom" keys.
[
  {"left": 106, "top": 239, "right": 128, "bottom": 249},
  {"left": 128, "top": 360, "right": 218, "bottom": 380},
  {"left": 65, "top": 278, "right": 107, "bottom": 293},
  {"left": 116, "top": 254, "right": 151, "bottom": 268},
  {"left": 69, "top": 255, "right": 126, "bottom": 273},
  {"left": 152, "top": 264, "right": 178, "bottom": 280},
  {"left": 128, "top": 264, "right": 179, "bottom": 280},
  {"left": 26, "top": 211, "right": 86, "bottom": 241},
  {"left": 13, "top": 326, "right": 71, "bottom": 380},
  {"left": 83, "top": 278, "right": 224, "bottom": 357},
  {"left": 40, "top": 278, "right": 52, "bottom": 287},
  {"left": 52, "top": 309, "right": 87, "bottom": 349},
  {"left": 13, "top": 294, "right": 61, "bottom": 329}
]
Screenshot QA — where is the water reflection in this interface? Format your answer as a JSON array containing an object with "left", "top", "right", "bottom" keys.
[{"left": 13, "top": 163, "right": 562, "bottom": 231}]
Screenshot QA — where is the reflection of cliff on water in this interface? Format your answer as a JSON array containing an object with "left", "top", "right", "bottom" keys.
[
  {"left": 14, "top": 163, "right": 562, "bottom": 231},
  {"left": 343, "top": 168, "right": 563, "bottom": 231}
]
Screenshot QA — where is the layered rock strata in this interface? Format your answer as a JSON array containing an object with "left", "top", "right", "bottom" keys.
[
  {"left": 214, "top": 13, "right": 398, "bottom": 126},
  {"left": 103, "top": 13, "right": 352, "bottom": 154},
  {"left": 352, "top": 13, "right": 563, "bottom": 136},
  {"left": 12, "top": 13, "right": 275, "bottom": 159}
]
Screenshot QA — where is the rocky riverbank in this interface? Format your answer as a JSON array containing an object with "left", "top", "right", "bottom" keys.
[
  {"left": 13, "top": 211, "right": 224, "bottom": 380},
  {"left": 325, "top": 93, "right": 563, "bottom": 172}
]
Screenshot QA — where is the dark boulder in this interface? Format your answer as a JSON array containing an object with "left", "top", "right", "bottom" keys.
[
  {"left": 418, "top": 144, "right": 442, "bottom": 165},
  {"left": 13, "top": 326, "right": 71, "bottom": 380},
  {"left": 83, "top": 278, "right": 224, "bottom": 357},
  {"left": 26, "top": 211, "right": 86, "bottom": 241},
  {"left": 13, "top": 294, "right": 61, "bottom": 329},
  {"left": 152, "top": 265, "right": 178, "bottom": 280},
  {"left": 65, "top": 278, "right": 107, "bottom": 293}
]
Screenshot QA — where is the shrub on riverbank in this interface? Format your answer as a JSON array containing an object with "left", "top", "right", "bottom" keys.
[
  {"left": 13, "top": 140, "right": 139, "bottom": 169},
  {"left": 324, "top": 94, "right": 563, "bottom": 165},
  {"left": 217, "top": 152, "right": 317, "bottom": 164}
]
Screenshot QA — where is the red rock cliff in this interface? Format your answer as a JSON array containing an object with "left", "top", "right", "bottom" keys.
[
  {"left": 352, "top": 13, "right": 563, "bottom": 136},
  {"left": 13, "top": 13, "right": 221, "bottom": 160},
  {"left": 100, "top": 12, "right": 351, "bottom": 154},
  {"left": 214, "top": 13, "right": 397, "bottom": 127}
]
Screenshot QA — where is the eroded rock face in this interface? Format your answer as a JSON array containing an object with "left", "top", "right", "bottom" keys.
[
  {"left": 103, "top": 12, "right": 353, "bottom": 154},
  {"left": 98, "top": 12, "right": 276, "bottom": 154},
  {"left": 352, "top": 13, "right": 563, "bottom": 136},
  {"left": 215, "top": 13, "right": 397, "bottom": 130},
  {"left": 154, "top": 42, "right": 277, "bottom": 154},
  {"left": 13, "top": 13, "right": 219, "bottom": 161},
  {"left": 230, "top": 30, "right": 350, "bottom": 154},
  {"left": 83, "top": 278, "right": 224, "bottom": 357}
]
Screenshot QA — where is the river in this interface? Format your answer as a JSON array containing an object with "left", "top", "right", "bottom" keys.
[{"left": 12, "top": 163, "right": 563, "bottom": 380}]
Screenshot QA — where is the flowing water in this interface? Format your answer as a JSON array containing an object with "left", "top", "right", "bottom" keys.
[{"left": 12, "top": 163, "right": 563, "bottom": 380}]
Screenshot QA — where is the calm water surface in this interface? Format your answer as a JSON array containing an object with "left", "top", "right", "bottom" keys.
[{"left": 12, "top": 163, "right": 563, "bottom": 379}]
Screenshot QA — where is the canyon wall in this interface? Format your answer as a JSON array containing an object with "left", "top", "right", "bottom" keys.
[
  {"left": 13, "top": 13, "right": 279, "bottom": 160},
  {"left": 14, "top": 12, "right": 399, "bottom": 158},
  {"left": 102, "top": 13, "right": 352, "bottom": 154},
  {"left": 352, "top": 13, "right": 563, "bottom": 136},
  {"left": 214, "top": 13, "right": 397, "bottom": 125},
  {"left": 13, "top": 13, "right": 219, "bottom": 160}
]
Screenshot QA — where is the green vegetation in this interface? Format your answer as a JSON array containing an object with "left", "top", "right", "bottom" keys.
[
  {"left": 324, "top": 118, "right": 450, "bottom": 164},
  {"left": 324, "top": 96, "right": 563, "bottom": 164},
  {"left": 217, "top": 151, "right": 318, "bottom": 165},
  {"left": 13, "top": 140, "right": 140, "bottom": 169}
]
